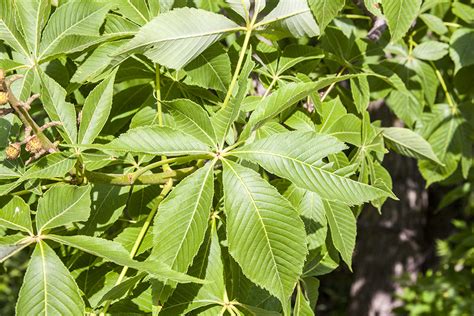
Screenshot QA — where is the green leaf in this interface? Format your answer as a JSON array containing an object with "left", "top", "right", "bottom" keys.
[
  {"left": 15, "top": 0, "right": 50, "bottom": 57},
  {"left": 0, "top": 165, "right": 21, "bottom": 180},
  {"left": 412, "top": 41, "right": 449, "bottom": 61},
  {"left": 161, "top": 220, "right": 226, "bottom": 315},
  {"left": 71, "top": 39, "right": 133, "bottom": 83},
  {"left": 323, "top": 200, "right": 356, "bottom": 269},
  {"left": 0, "top": 196, "right": 33, "bottom": 234},
  {"left": 36, "top": 184, "right": 91, "bottom": 233},
  {"left": 184, "top": 44, "right": 231, "bottom": 92},
  {"left": 78, "top": 69, "right": 117, "bottom": 144},
  {"left": 351, "top": 76, "right": 370, "bottom": 113},
  {"left": 106, "top": 125, "right": 211, "bottom": 156},
  {"left": 20, "top": 153, "right": 76, "bottom": 181},
  {"left": 381, "top": 0, "right": 422, "bottom": 42},
  {"left": 248, "top": 75, "right": 368, "bottom": 132},
  {"left": 46, "top": 234, "right": 205, "bottom": 284},
  {"left": 382, "top": 127, "right": 442, "bottom": 164},
  {"left": 37, "top": 70, "right": 77, "bottom": 144},
  {"left": 294, "top": 283, "right": 314, "bottom": 316},
  {"left": 223, "top": 159, "right": 307, "bottom": 308},
  {"left": 115, "top": 0, "right": 150, "bottom": 25},
  {"left": 117, "top": 8, "right": 241, "bottom": 69},
  {"left": 226, "top": 0, "right": 266, "bottom": 21},
  {"left": 259, "top": 0, "right": 320, "bottom": 38},
  {"left": 39, "top": 0, "right": 111, "bottom": 60},
  {"left": 449, "top": 28, "right": 474, "bottom": 73},
  {"left": 233, "top": 132, "right": 394, "bottom": 205},
  {"left": 212, "top": 49, "right": 254, "bottom": 146},
  {"left": 309, "top": 0, "right": 345, "bottom": 32},
  {"left": 0, "top": 235, "right": 31, "bottom": 264},
  {"left": 419, "top": 14, "right": 448, "bottom": 36},
  {"left": 16, "top": 241, "right": 85, "bottom": 316},
  {"left": 152, "top": 162, "right": 214, "bottom": 275},
  {"left": 452, "top": 1, "right": 474, "bottom": 24},
  {"left": 298, "top": 191, "right": 328, "bottom": 250},
  {"left": 0, "top": 0, "right": 30, "bottom": 57},
  {"left": 165, "top": 99, "right": 217, "bottom": 147}
]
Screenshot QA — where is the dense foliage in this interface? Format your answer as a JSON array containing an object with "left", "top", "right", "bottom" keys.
[{"left": 0, "top": 0, "right": 472, "bottom": 315}]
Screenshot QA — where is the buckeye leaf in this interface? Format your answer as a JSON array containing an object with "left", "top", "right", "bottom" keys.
[
  {"left": 381, "top": 0, "right": 422, "bottom": 43},
  {"left": 248, "top": 74, "right": 368, "bottom": 132},
  {"left": 15, "top": 0, "right": 50, "bottom": 57},
  {"left": 20, "top": 153, "right": 76, "bottom": 181},
  {"left": 107, "top": 126, "right": 212, "bottom": 156},
  {"left": 323, "top": 200, "right": 356, "bottom": 269},
  {"left": 78, "top": 69, "right": 117, "bottom": 144},
  {"left": 0, "top": 235, "right": 31, "bottom": 264},
  {"left": 160, "top": 220, "right": 226, "bottom": 315},
  {"left": 212, "top": 50, "right": 254, "bottom": 146},
  {"left": 226, "top": 0, "right": 266, "bottom": 21},
  {"left": 0, "top": 0, "right": 30, "bottom": 57},
  {"left": 0, "top": 196, "right": 33, "bottom": 234},
  {"left": 16, "top": 241, "right": 85, "bottom": 316},
  {"left": 115, "top": 0, "right": 150, "bottom": 25},
  {"left": 184, "top": 43, "right": 231, "bottom": 92},
  {"left": 233, "top": 132, "right": 395, "bottom": 205},
  {"left": 152, "top": 162, "right": 214, "bottom": 273},
  {"left": 223, "top": 159, "right": 307, "bottom": 309},
  {"left": 383, "top": 127, "right": 442, "bottom": 164},
  {"left": 412, "top": 41, "right": 449, "bottom": 61},
  {"left": 309, "top": 0, "right": 345, "bottom": 32},
  {"left": 258, "top": 0, "right": 320, "bottom": 38},
  {"left": 117, "top": 8, "right": 241, "bottom": 69},
  {"left": 46, "top": 234, "right": 205, "bottom": 284},
  {"left": 38, "top": 0, "right": 111, "bottom": 60},
  {"left": 38, "top": 70, "right": 77, "bottom": 144},
  {"left": 36, "top": 184, "right": 92, "bottom": 234},
  {"left": 165, "top": 99, "right": 217, "bottom": 147}
]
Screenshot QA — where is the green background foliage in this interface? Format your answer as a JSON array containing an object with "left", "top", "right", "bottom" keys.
[{"left": 0, "top": 0, "right": 472, "bottom": 315}]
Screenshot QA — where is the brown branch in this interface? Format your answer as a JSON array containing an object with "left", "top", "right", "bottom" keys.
[{"left": 0, "top": 69, "right": 57, "bottom": 152}]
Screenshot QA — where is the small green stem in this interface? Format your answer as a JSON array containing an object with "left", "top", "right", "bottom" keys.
[
  {"left": 262, "top": 76, "right": 278, "bottom": 99},
  {"left": 85, "top": 166, "right": 198, "bottom": 186},
  {"left": 155, "top": 64, "right": 171, "bottom": 172},
  {"left": 130, "top": 154, "right": 211, "bottom": 183},
  {"left": 100, "top": 179, "right": 174, "bottom": 315},
  {"left": 320, "top": 67, "right": 346, "bottom": 102},
  {"left": 221, "top": 10, "right": 259, "bottom": 110},
  {"left": 431, "top": 61, "right": 456, "bottom": 111}
]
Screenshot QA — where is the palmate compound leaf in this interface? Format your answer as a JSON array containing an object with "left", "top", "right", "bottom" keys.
[
  {"left": 46, "top": 234, "right": 206, "bottom": 284},
  {"left": 222, "top": 159, "right": 307, "bottom": 309},
  {"left": 0, "top": 196, "right": 33, "bottom": 234},
  {"left": 117, "top": 7, "right": 241, "bottom": 69},
  {"left": 382, "top": 127, "right": 442, "bottom": 165},
  {"left": 106, "top": 125, "right": 212, "bottom": 156},
  {"left": 151, "top": 162, "right": 215, "bottom": 300},
  {"left": 232, "top": 132, "right": 396, "bottom": 205},
  {"left": 36, "top": 184, "right": 92, "bottom": 234},
  {"left": 16, "top": 241, "right": 85, "bottom": 316}
]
